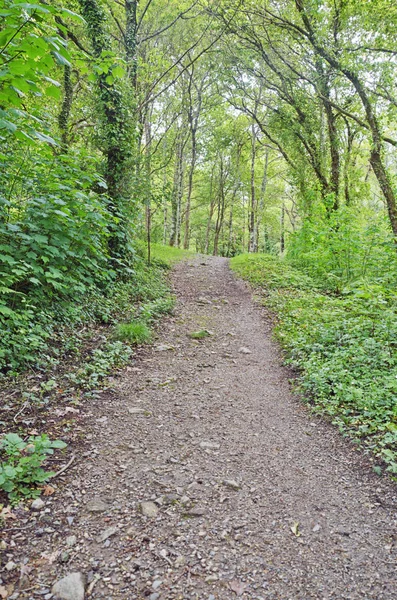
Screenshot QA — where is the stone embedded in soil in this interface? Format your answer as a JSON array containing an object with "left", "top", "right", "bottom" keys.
[
  {"left": 155, "top": 344, "right": 175, "bottom": 352},
  {"left": 96, "top": 526, "right": 118, "bottom": 543},
  {"left": 52, "top": 572, "right": 85, "bottom": 600},
  {"left": 31, "top": 498, "right": 45, "bottom": 510},
  {"left": 238, "top": 347, "right": 252, "bottom": 354},
  {"left": 199, "top": 441, "right": 220, "bottom": 450},
  {"left": 223, "top": 479, "right": 241, "bottom": 490},
  {"left": 66, "top": 535, "right": 77, "bottom": 547},
  {"left": 140, "top": 501, "right": 159, "bottom": 517},
  {"left": 185, "top": 507, "right": 206, "bottom": 517},
  {"left": 86, "top": 498, "right": 109, "bottom": 513},
  {"left": 128, "top": 407, "right": 148, "bottom": 415}
]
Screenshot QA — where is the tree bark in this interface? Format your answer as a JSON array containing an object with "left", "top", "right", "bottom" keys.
[{"left": 248, "top": 121, "right": 257, "bottom": 253}]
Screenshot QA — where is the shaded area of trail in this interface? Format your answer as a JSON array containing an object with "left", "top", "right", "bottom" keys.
[{"left": 7, "top": 257, "right": 397, "bottom": 599}]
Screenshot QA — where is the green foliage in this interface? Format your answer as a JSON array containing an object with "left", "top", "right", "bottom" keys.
[
  {"left": 231, "top": 253, "right": 397, "bottom": 474},
  {"left": 115, "top": 321, "right": 151, "bottom": 344},
  {"left": 0, "top": 148, "right": 115, "bottom": 372},
  {"left": 149, "top": 243, "right": 195, "bottom": 266},
  {"left": 0, "top": 0, "right": 79, "bottom": 137},
  {"left": 0, "top": 433, "right": 67, "bottom": 503},
  {"left": 66, "top": 340, "right": 133, "bottom": 389},
  {"left": 189, "top": 329, "right": 212, "bottom": 339}
]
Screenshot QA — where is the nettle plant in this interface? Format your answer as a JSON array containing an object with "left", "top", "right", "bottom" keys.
[{"left": 0, "top": 433, "right": 67, "bottom": 503}]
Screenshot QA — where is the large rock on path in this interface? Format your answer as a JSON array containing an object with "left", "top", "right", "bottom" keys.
[{"left": 52, "top": 572, "right": 85, "bottom": 600}]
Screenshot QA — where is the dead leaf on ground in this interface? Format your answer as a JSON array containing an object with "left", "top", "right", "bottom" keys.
[
  {"left": 0, "top": 506, "right": 16, "bottom": 520},
  {"left": 42, "top": 484, "right": 55, "bottom": 496},
  {"left": 229, "top": 579, "right": 248, "bottom": 596},
  {"left": 290, "top": 521, "right": 301, "bottom": 537}
]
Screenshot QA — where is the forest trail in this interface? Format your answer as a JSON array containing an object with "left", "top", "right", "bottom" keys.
[{"left": 9, "top": 257, "right": 397, "bottom": 600}]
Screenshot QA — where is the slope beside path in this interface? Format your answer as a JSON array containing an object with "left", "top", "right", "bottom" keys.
[{"left": 3, "top": 256, "right": 397, "bottom": 600}]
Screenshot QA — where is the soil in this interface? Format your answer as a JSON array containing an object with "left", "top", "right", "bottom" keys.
[{"left": 1, "top": 256, "right": 397, "bottom": 600}]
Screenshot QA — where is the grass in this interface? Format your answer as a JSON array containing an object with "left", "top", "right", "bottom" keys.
[
  {"left": 149, "top": 243, "right": 195, "bottom": 266},
  {"left": 115, "top": 321, "right": 151, "bottom": 344},
  {"left": 189, "top": 329, "right": 212, "bottom": 339},
  {"left": 231, "top": 252, "right": 397, "bottom": 477}
]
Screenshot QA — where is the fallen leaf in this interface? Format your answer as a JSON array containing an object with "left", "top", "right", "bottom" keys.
[
  {"left": 42, "top": 485, "right": 55, "bottom": 496},
  {"left": 0, "top": 506, "right": 16, "bottom": 520},
  {"left": 291, "top": 521, "right": 301, "bottom": 537},
  {"left": 229, "top": 580, "right": 247, "bottom": 596}
]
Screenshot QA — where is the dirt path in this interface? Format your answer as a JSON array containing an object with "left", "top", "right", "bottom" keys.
[{"left": 4, "top": 257, "right": 397, "bottom": 600}]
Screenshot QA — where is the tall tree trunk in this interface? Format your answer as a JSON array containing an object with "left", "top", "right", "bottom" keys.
[
  {"left": 78, "top": 0, "right": 132, "bottom": 261},
  {"left": 58, "top": 64, "right": 73, "bottom": 152},
  {"left": 144, "top": 117, "right": 152, "bottom": 263},
  {"left": 256, "top": 147, "right": 269, "bottom": 251},
  {"left": 162, "top": 140, "right": 168, "bottom": 245},
  {"left": 343, "top": 118, "right": 354, "bottom": 206},
  {"left": 204, "top": 167, "right": 215, "bottom": 254},
  {"left": 280, "top": 202, "right": 285, "bottom": 255},
  {"left": 125, "top": 0, "right": 138, "bottom": 89},
  {"left": 183, "top": 68, "right": 203, "bottom": 250},
  {"left": 170, "top": 134, "right": 184, "bottom": 247},
  {"left": 213, "top": 157, "right": 226, "bottom": 256},
  {"left": 248, "top": 122, "right": 257, "bottom": 252}
]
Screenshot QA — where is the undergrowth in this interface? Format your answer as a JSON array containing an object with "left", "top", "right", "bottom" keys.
[
  {"left": 0, "top": 244, "right": 191, "bottom": 504},
  {"left": 231, "top": 253, "right": 397, "bottom": 476}
]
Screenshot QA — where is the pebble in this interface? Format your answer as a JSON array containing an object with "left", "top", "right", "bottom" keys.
[
  {"left": 155, "top": 344, "right": 174, "bottom": 352},
  {"left": 128, "top": 407, "right": 148, "bottom": 415},
  {"left": 200, "top": 441, "right": 220, "bottom": 450},
  {"left": 185, "top": 507, "right": 206, "bottom": 517},
  {"left": 152, "top": 580, "right": 162, "bottom": 590},
  {"left": 5, "top": 561, "right": 17, "bottom": 571},
  {"left": 140, "top": 501, "right": 159, "bottom": 517},
  {"left": 86, "top": 498, "right": 109, "bottom": 513},
  {"left": 223, "top": 479, "right": 241, "bottom": 490},
  {"left": 150, "top": 594, "right": 160, "bottom": 600},
  {"left": 66, "top": 535, "right": 77, "bottom": 547},
  {"left": 97, "top": 526, "right": 118, "bottom": 543},
  {"left": 238, "top": 347, "right": 252, "bottom": 354},
  {"left": 31, "top": 498, "right": 45, "bottom": 510},
  {"left": 52, "top": 572, "right": 85, "bottom": 600}
]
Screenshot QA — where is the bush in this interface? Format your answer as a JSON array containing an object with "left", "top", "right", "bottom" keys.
[{"left": 0, "top": 433, "right": 67, "bottom": 503}]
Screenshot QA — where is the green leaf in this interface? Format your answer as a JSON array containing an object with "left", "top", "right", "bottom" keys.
[{"left": 51, "top": 51, "right": 71, "bottom": 67}]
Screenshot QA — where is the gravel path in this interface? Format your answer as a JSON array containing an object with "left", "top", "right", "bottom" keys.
[{"left": 3, "top": 256, "right": 397, "bottom": 600}]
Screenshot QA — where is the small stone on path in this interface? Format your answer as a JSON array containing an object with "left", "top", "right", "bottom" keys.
[
  {"left": 140, "top": 501, "right": 159, "bottom": 517},
  {"left": 96, "top": 526, "right": 118, "bottom": 543},
  {"left": 155, "top": 344, "right": 175, "bottom": 352},
  {"left": 52, "top": 572, "right": 85, "bottom": 600},
  {"left": 128, "top": 406, "right": 149, "bottom": 415},
  {"left": 31, "top": 498, "right": 45, "bottom": 510},
  {"left": 86, "top": 498, "right": 109, "bottom": 513},
  {"left": 66, "top": 535, "right": 77, "bottom": 547},
  {"left": 223, "top": 479, "right": 241, "bottom": 490},
  {"left": 200, "top": 441, "right": 220, "bottom": 450},
  {"left": 238, "top": 347, "right": 252, "bottom": 354},
  {"left": 185, "top": 507, "right": 206, "bottom": 517}
]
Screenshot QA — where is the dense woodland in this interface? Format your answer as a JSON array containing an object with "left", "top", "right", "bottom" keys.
[{"left": 1, "top": 0, "right": 397, "bottom": 489}]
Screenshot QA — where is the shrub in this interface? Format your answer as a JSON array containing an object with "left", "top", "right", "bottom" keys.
[{"left": 0, "top": 433, "right": 67, "bottom": 503}]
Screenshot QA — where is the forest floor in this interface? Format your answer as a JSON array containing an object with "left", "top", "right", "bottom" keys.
[{"left": 2, "top": 256, "right": 397, "bottom": 600}]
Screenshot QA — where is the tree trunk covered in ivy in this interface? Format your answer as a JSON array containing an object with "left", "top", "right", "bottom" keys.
[{"left": 78, "top": 0, "right": 133, "bottom": 263}]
